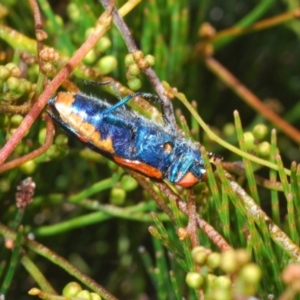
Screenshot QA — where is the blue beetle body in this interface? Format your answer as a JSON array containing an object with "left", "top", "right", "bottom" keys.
[{"left": 47, "top": 90, "right": 207, "bottom": 187}]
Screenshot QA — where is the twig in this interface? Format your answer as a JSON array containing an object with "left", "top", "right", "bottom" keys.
[
  {"left": 0, "top": 4, "right": 114, "bottom": 165},
  {"left": 213, "top": 8, "right": 300, "bottom": 45},
  {"left": 126, "top": 168, "right": 230, "bottom": 252},
  {"left": 125, "top": 168, "right": 175, "bottom": 222},
  {"left": 0, "top": 223, "right": 118, "bottom": 300},
  {"left": 99, "top": 0, "right": 176, "bottom": 131},
  {"left": 186, "top": 189, "right": 199, "bottom": 248},
  {"left": 205, "top": 56, "right": 300, "bottom": 144},
  {"left": 154, "top": 182, "right": 231, "bottom": 251},
  {"left": 28, "top": 0, "right": 46, "bottom": 69},
  {"left": 222, "top": 170, "right": 300, "bottom": 261},
  {"left": 0, "top": 114, "right": 54, "bottom": 173},
  {"left": 221, "top": 161, "right": 284, "bottom": 191},
  {"left": 176, "top": 92, "right": 291, "bottom": 175}
]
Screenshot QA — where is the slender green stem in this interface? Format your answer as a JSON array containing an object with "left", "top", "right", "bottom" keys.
[
  {"left": 177, "top": 91, "right": 291, "bottom": 175},
  {"left": 21, "top": 255, "right": 57, "bottom": 294}
]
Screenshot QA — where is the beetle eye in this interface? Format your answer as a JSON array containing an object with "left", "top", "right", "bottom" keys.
[{"left": 163, "top": 142, "right": 173, "bottom": 153}]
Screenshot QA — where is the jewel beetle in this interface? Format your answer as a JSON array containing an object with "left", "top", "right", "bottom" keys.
[{"left": 47, "top": 84, "right": 207, "bottom": 187}]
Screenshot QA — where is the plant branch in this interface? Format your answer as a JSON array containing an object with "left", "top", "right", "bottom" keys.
[
  {"left": 205, "top": 56, "right": 300, "bottom": 144},
  {"left": 213, "top": 8, "right": 300, "bottom": 48},
  {"left": 186, "top": 189, "right": 199, "bottom": 248},
  {"left": 0, "top": 4, "right": 114, "bottom": 165},
  {"left": 99, "top": 0, "right": 176, "bottom": 131},
  {"left": 0, "top": 223, "right": 118, "bottom": 300},
  {"left": 0, "top": 114, "right": 54, "bottom": 173},
  {"left": 154, "top": 182, "right": 232, "bottom": 251}
]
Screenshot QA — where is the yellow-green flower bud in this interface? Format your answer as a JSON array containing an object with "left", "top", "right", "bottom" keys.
[
  {"left": 110, "top": 187, "right": 126, "bottom": 205},
  {"left": 132, "top": 50, "right": 144, "bottom": 60},
  {"left": 20, "top": 160, "right": 36, "bottom": 174},
  {"left": 97, "top": 56, "right": 117, "bottom": 75},
  {"left": 253, "top": 124, "right": 268, "bottom": 141},
  {"left": 223, "top": 123, "right": 235, "bottom": 138},
  {"left": 10, "top": 114, "right": 24, "bottom": 128},
  {"left": 55, "top": 134, "right": 69, "bottom": 146},
  {"left": 256, "top": 141, "right": 271, "bottom": 157},
  {"left": 46, "top": 144, "right": 60, "bottom": 159},
  {"left": 20, "top": 79, "right": 32, "bottom": 94},
  {"left": 96, "top": 36, "right": 112, "bottom": 53},
  {"left": 62, "top": 282, "right": 82, "bottom": 297},
  {"left": 67, "top": 3, "right": 81, "bottom": 22},
  {"left": 220, "top": 250, "right": 239, "bottom": 274},
  {"left": 120, "top": 175, "right": 138, "bottom": 192},
  {"left": 235, "top": 249, "right": 251, "bottom": 268},
  {"left": 128, "top": 64, "right": 141, "bottom": 76},
  {"left": 207, "top": 252, "right": 221, "bottom": 269},
  {"left": 185, "top": 272, "right": 204, "bottom": 289},
  {"left": 85, "top": 27, "right": 95, "bottom": 39},
  {"left": 83, "top": 49, "right": 97, "bottom": 64},
  {"left": 207, "top": 274, "right": 217, "bottom": 287},
  {"left": 243, "top": 132, "right": 255, "bottom": 151},
  {"left": 0, "top": 179, "right": 11, "bottom": 193},
  {"left": 6, "top": 76, "right": 20, "bottom": 91},
  {"left": 90, "top": 292, "right": 102, "bottom": 300},
  {"left": 191, "top": 246, "right": 208, "bottom": 265},
  {"left": 239, "top": 263, "right": 262, "bottom": 285},
  {"left": 41, "top": 62, "right": 54, "bottom": 74},
  {"left": 212, "top": 288, "right": 232, "bottom": 300},
  {"left": 0, "top": 66, "right": 11, "bottom": 81},
  {"left": 145, "top": 54, "right": 155, "bottom": 67},
  {"left": 77, "top": 290, "right": 92, "bottom": 300},
  {"left": 5, "top": 63, "right": 21, "bottom": 78},
  {"left": 38, "top": 128, "right": 47, "bottom": 145},
  {"left": 213, "top": 275, "right": 231, "bottom": 289},
  {"left": 125, "top": 53, "right": 135, "bottom": 66},
  {"left": 127, "top": 77, "right": 142, "bottom": 91}
]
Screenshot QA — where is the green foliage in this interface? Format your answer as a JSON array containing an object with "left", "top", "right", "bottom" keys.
[{"left": 1, "top": 0, "right": 300, "bottom": 299}]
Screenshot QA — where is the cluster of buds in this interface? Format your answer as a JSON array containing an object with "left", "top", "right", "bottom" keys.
[
  {"left": 186, "top": 247, "right": 262, "bottom": 300},
  {"left": 125, "top": 51, "right": 155, "bottom": 91}
]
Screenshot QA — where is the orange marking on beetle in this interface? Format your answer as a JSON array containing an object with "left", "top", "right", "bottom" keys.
[
  {"left": 93, "top": 134, "right": 114, "bottom": 153},
  {"left": 53, "top": 94, "right": 82, "bottom": 128},
  {"left": 53, "top": 94, "right": 115, "bottom": 154},
  {"left": 113, "top": 156, "right": 163, "bottom": 179},
  {"left": 163, "top": 142, "right": 173, "bottom": 154},
  {"left": 80, "top": 121, "right": 96, "bottom": 137},
  {"left": 77, "top": 121, "right": 114, "bottom": 154},
  {"left": 67, "top": 113, "right": 84, "bottom": 128},
  {"left": 77, "top": 121, "right": 114, "bottom": 153},
  {"left": 54, "top": 92, "right": 76, "bottom": 107}
]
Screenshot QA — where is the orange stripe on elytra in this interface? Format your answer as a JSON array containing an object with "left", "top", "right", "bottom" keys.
[
  {"left": 113, "top": 156, "right": 162, "bottom": 179},
  {"left": 54, "top": 92, "right": 76, "bottom": 107},
  {"left": 53, "top": 93, "right": 115, "bottom": 154}
]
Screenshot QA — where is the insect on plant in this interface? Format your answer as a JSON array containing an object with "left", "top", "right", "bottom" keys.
[{"left": 47, "top": 82, "right": 208, "bottom": 187}]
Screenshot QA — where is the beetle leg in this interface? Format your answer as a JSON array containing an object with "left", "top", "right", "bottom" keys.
[
  {"left": 102, "top": 92, "right": 176, "bottom": 132},
  {"left": 102, "top": 94, "right": 136, "bottom": 115},
  {"left": 85, "top": 81, "right": 176, "bottom": 131},
  {"left": 134, "top": 92, "right": 176, "bottom": 132},
  {"left": 84, "top": 80, "right": 127, "bottom": 110}
]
